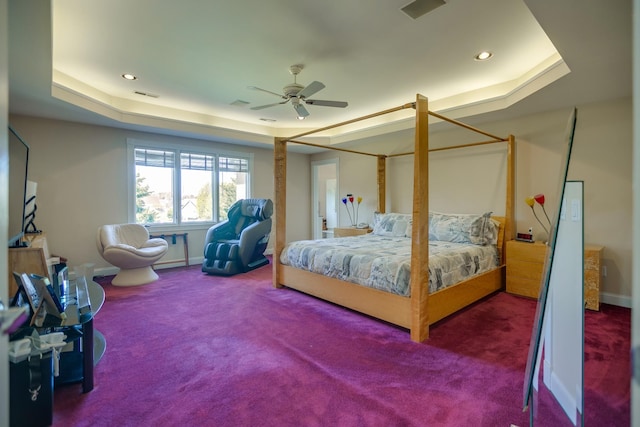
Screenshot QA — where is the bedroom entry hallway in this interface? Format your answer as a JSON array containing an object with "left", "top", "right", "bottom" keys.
[
  {"left": 312, "top": 159, "right": 338, "bottom": 239},
  {"left": 52, "top": 262, "right": 630, "bottom": 426}
]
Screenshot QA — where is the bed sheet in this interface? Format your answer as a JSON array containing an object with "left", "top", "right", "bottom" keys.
[{"left": 280, "top": 234, "right": 498, "bottom": 296}]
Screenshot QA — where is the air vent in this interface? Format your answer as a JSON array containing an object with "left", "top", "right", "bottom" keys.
[
  {"left": 133, "top": 91, "right": 159, "bottom": 98},
  {"left": 259, "top": 118, "right": 276, "bottom": 122},
  {"left": 231, "top": 99, "right": 250, "bottom": 107},
  {"left": 400, "top": 0, "right": 446, "bottom": 20}
]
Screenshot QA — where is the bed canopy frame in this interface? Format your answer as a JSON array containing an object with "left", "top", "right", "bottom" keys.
[{"left": 273, "top": 94, "right": 515, "bottom": 342}]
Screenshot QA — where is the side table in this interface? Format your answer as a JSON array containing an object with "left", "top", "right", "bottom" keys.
[
  {"left": 505, "top": 240, "right": 604, "bottom": 310},
  {"left": 333, "top": 227, "right": 372, "bottom": 237},
  {"left": 46, "top": 279, "right": 105, "bottom": 392}
]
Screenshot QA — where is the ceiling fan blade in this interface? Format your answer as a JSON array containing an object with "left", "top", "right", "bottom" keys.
[
  {"left": 297, "top": 81, "right": 325, "bottom": 99},
  {"left": 247, "top": 86, "right": 286, "bottom": 99},
  {"left": 250, "top": 100, "right": 289, "bottom": 110},
  {"left": 305, "top": 99, "right": 348, "bottom": 108},
  {"left": 293, "top": 102, "right": 309, "bottom": 118}
]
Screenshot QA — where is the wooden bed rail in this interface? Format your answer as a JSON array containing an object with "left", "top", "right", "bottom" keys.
[{"left": 284, "top": 103, "right": 415, "bottom": 141}]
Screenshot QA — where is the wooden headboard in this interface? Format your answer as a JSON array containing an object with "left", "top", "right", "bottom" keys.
[{"left": 492, "top": 215, "right": 507, "bottom": 265}]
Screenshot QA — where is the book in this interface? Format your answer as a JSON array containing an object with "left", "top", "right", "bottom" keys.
[{"left": 29, "top": 274, "right": 67, "bottom": 320}]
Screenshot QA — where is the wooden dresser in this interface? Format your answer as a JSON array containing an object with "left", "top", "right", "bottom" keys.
[{"left": 505, "top": 240, "right": 603, "bottom": 310}]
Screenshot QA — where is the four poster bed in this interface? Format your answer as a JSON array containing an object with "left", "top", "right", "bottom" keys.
[{"left": 273, "top": 95, "right": 515, "bottom": 342}]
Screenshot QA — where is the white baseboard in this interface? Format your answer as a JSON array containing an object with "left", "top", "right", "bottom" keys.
[
  {"left": 92, "top": 266, "right": 634, "bottom": 310},
  {"left": 600, "top": 292, "right": 632, "bottom": 308},
  {"left": 94, "top": 266, "right": 119, "bottom": 278},
  {"left": 94, "top": 256, "right": 205, "bottom": 279}
]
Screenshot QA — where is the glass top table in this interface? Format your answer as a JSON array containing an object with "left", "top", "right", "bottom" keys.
[{"left": 39, "top": 279, "right": 105, "bottom": 393}]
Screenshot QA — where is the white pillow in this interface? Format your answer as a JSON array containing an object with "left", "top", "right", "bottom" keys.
[
  {"left": 372, "top": 212, "right": 412, "bottom": 237},
  {"left": 428, "top": 211, "right": 497, "bottom": 245}
]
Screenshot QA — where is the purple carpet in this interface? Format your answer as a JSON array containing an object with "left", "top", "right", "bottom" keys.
[{"left": 52, "top": 261, "right": 630, "bottom": 426}]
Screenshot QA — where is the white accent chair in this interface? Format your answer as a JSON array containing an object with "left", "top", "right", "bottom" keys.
[{"left": 96, "top": 224, "right": 168, "bottom": 286}]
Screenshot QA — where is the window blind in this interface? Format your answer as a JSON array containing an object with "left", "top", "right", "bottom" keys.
[{"left": 135, "top": 148, "right": 175, "bottom": 168}]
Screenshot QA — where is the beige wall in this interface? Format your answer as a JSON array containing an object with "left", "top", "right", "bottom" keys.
[
  {"left": 8, "top": 96, "right": 632, "bottom": 304},
  {"left": 7, "top": 115, "right": 311, "bottom": 275},
  {"left": 311, "top": 97, "right": 633, "bottom": 304}
]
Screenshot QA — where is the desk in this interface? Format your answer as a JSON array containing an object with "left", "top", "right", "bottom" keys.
[{"left": 150, "top": 232, "right": 189, "bottom": 267}]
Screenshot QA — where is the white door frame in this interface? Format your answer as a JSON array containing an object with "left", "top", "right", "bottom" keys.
[{"left": 311, "top": 158, "right": 339, "bottom": 239}]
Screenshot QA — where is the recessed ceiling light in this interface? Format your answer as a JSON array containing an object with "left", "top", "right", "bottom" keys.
[
  {"left": 297, "top": 116, "right": 306, "bottom": 121},
  {"left": 121, "top": 73, "right": 138, "bottom": 81},
  {"left": 474, "top": 51, "right": 493, "bottom": 61}
]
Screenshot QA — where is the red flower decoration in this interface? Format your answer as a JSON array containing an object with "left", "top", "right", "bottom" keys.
[{"left": 534, "top": 194, "right": 545, "bottom": 205}]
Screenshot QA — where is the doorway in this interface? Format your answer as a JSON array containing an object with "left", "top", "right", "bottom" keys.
[{"left": 312, "top": 159, "right": 339, "bottom": 239}]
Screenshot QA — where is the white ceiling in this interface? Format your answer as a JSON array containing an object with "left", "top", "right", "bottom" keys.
[{"left": 7, "top": 0, "right": 632, "bottom": 149}]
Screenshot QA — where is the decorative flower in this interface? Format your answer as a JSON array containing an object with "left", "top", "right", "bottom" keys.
[
  {"left": 534, "top": 193, "right": 551, "bottom": 226},
  {"left": 356, "top": 196, "right": 363, "bottom": 225},
  {"left": 525, "top": 195, "right": 549, "bottom": 236},
  {"left": 342, "top": 193, "right": 362, "bottom": 226},
  {"left": 342, "top": 197, "right": 354, "bottom": 226},
  {"left": 525, "top": 196, "right": 535, "bottom": 208}
]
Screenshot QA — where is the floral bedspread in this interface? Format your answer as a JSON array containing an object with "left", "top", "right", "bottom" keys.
[{"left": 280, "top": 234, "right": 498, "bottom": 296}]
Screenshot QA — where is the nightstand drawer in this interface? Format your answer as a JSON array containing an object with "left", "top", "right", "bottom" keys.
[
  {"left": 506, "top": 259, "right": 545, "bottom": 281},
  {"left": 507, "top": 241, "right": 547, "bottom": 263},
  {"left": 506, "top": 277, "right": 541, "bottom": 299}
]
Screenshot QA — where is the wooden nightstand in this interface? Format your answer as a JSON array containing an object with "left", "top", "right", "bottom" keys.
[
  {"left": 333, "top": 227, "right": 372, "bottom": 237},
  {"left": 584, "top": 245, "right": 603, "bottom": 310},
  {"left": 505, "top": 240, "right": 603, "bottom": 310},
  {"left": 506, "top": 240, "right": 548, "bottom": 299}
]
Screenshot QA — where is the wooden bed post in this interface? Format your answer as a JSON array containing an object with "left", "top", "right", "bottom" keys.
[
  {"left": 506, "top": 135, "right": 516, "bottom": 242},
  {"left": 502, "top": 135, "right": 516, "bottom": 267},
  {"left": 377, "top": 155, "right": 386, "bottom": 213},
  {"left": 410, "top": 94, "right": 430, "bottom": 342},
  {"left": 273, "top": 137, "right": 287, "bottom": 288},
  {"left": 274, "top": 98, "right": 510, "bottom": 343}
]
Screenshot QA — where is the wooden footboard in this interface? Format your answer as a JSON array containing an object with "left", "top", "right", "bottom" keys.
[
  {"left": 280, "top": 265, "right": 412, "bottom": 328},
  {"left": 427, "top": 265, "right": 505, "bottom": 324},
  {"left": 278, "top": 263, "right": 505, "bottom": 340}
]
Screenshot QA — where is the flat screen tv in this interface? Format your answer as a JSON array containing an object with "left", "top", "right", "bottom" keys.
[{"left": 8, "top": 125, "right": 30, "bottom": 247}]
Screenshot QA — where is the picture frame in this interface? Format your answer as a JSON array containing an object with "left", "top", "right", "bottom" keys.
[
  {"left": 12, "top": 272, "right": 44, "bottom": 326},
  {"left": 30, "top": 273, "right": 66, "bottom": 319},
  {"left": 12, "top": 272, "right": 40, "bottom": 314}
]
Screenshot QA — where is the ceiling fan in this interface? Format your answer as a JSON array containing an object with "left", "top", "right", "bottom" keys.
[{"left": 248, "top": 64, "right": 348, "bottom": 119}]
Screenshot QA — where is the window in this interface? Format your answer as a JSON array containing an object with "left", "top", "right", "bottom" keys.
[{"left": 129, "top": 141, "right": 251, "bottom": 227}]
